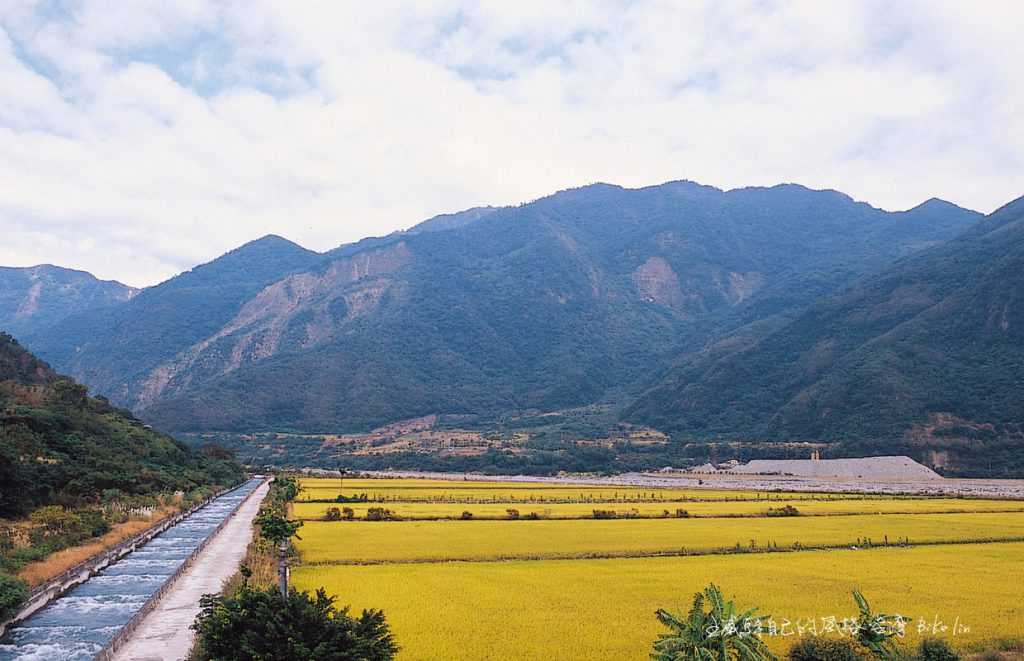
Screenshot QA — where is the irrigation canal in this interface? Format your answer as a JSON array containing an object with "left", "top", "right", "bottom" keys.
[{"left": 0, "top": 477, "right": 264, "bottom": 660}]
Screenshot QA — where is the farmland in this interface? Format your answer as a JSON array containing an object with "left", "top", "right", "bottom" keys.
[
  {"left": 290, "top": 477, "right": 1024, "bottom": 659},
  {"left": 290, "top": 497, "right": 1024, "bottom": 521}
]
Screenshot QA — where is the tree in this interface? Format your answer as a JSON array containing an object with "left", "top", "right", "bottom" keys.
[
  {"left": 255, "top": 511, "right": 303, "bottom": 597},
  {"left": 652, "top": 583, "right": 776, "bottom": 661},
  {"left": 0, "top": 574, "right": 28, "bottom": 621},
  {"left": 191, "top": 585, "right": 397, "bottom": 661},
  {"left": 851, "top": 590, "right": 907, "bottom": 659}
]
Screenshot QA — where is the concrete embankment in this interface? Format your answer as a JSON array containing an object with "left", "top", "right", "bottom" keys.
[
  {"left": 109, "top": 479, "right": 270, "bottom": 661},
  {"left": 0, "top": 478, "right": 266, "bottom": 660}
]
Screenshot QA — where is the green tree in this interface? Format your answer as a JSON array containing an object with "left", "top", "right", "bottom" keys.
[
  {"left": 255, "top": 510, "right": 303, "bottom": 597},
  {"left": 652, "top": 583, "right": 776, "bottom": 661},
  {"left": 0, "top": 574, "right": 28, "bottom": 621},
  {"left": 851, "top": 590, "right": 907, "bottom": 659},
  {"left": 191, "top": 585, "right": 397, "bottom": 661}
]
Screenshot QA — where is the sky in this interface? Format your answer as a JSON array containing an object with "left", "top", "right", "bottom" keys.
[{"left": 1, "top": 1, "right": 1022, "bottom": 287}]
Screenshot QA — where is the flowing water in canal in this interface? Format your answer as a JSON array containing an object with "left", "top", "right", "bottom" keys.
[{"left": 0, "top": 478, "right": 263, "bottom": 660}]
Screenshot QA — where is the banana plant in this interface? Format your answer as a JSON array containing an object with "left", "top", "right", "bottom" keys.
[
  {"left": 652, "top": 584, "right": 777, "bottom": 661},
  {"left": 852, "top": 590, "right": 907, "bottom": 659}
]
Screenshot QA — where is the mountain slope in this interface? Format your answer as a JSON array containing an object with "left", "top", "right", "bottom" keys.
[
  {"left": 625, "top": 196, "right": 1024, "bottom": 475},
  {"left": 0, "top": 333, "right": 243, "bottom": 517},
  {"left": 21, "top": 235, "right": 322, "bottom": 406},
  {"left": 0, "top": 265, "right": 136, "bottom": 338},
  {"left": 114, "top": 181, "right": 979, "bottom": 433}
]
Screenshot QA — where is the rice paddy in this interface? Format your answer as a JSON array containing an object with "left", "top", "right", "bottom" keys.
[
  {"left": 293, "top": 542, "right": 1024, "bottom": 660},
  {"left": 290, "top": 497, "right": 1024, "bottom": 521},
  {"left": 291, "top": 477, "right": 1024, "bottom": 660}
]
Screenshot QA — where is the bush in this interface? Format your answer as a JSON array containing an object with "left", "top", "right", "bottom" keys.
[
  {"left": 365, "top": 507, "right": 394, "bottom": 522},
  {"left": 325, "top": 507, "right": 342, "bottom": 521},
  {"left": 192, "top": 585, "right": 397, "bottom": 661},
  {"left": 592, "top": 509, "right": 617, "bottom": 519},
  {"left": 788, "top": 637, "right": 866, "bottom": 660},
  {"left": 675, "top": 509, "right": 690, "bottom": 518},
  {"left": 766, "top": 505, "right": 801, "bottom": 517},
  {"left": 341, "top": 507, "right": 355, "bottom": 520},
  {"left": 460, "top": 511, "right": 473, "bottom": 520},
  {"left": 0, "top": 573, "right": 28, "bottom": 622},
  {"left": 917, "top": 638, "right": 960, "bottom": 661},
  {"left": 505, "top": 509, "right": 520, "bottom": 519}
]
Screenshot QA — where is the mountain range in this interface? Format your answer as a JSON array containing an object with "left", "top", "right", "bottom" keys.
[
  {"left": 0, "top": 265, "right": 136, "bottom": 338},
  {"left": 4, "top": 179, "right": 1022, "bottom": 475},
  {"left": 626, "top": 195, "right": 1024, "bottom": 475}
]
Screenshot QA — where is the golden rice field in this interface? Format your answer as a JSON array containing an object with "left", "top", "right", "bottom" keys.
[
  {"left": 297, "top": 512, "right": 1024, "bottom": 564},
  {"left": 290, "top": 497, "right": 1024, "bottom": 521},
  {"left": 291, "top": 477, "right": 1024, "bottom": 659},
  {"left": 296, "top": 478, "right": 881, "bottom": 502},
  {"left": 293, "top": 542, "right": 1024, "bottom": 660}
]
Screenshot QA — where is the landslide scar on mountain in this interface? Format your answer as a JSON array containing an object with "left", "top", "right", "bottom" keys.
[
  {"left": 134, "top": 242, "right": 410, "bottom": 408},
  {"left": 15, "top": 282, "right": 42, "bottom": 318},
  {"left": 632, "top": 256, "right": 685, "bottom": 310}
]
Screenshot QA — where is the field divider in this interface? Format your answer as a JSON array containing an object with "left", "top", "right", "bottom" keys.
[
  {"left": 299, "top": 535, "right": 1024, "bottom": 567},
  {"left": 293, "top": 507, "right": 1024, "bottom": 522}
]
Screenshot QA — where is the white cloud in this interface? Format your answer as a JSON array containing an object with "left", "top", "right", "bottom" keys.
[{"left": 0, "top": 0, "right": 1022, "bottom": 286}]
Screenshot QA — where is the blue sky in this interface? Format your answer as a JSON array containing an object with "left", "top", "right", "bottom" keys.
[{"left": 1, "top": 1, "right": 1022, "bottom": 286}]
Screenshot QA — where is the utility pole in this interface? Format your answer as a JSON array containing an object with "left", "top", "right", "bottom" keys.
[{"left": 278, "top": 541, "right": 289, "bottom": 598}]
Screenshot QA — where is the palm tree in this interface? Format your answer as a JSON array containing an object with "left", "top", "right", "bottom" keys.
[{"left": 652, "top": 584, "right": 777, "bottom": 661}]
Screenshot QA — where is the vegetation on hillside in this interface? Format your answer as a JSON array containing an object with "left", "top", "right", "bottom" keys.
[
  {"left": 627, "top": 197, "right": 1024, "bottom": 476},
  {"left": 0, "top": 333, "right": 243, "bottom": 518},
  {"left": 16, "top": 183, "right": 978, "bottom": 440},
  {"left": 0, "top": 332, "right": 244, "bottom": 620}
]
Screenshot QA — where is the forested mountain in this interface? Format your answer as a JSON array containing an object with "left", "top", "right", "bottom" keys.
[
  {"left": 8, "top": 180, "right": 979, "bottom": 435},
  {"left": 626, "top": 196, "right": 1024, "bottom": 476},
  {"left": 17, "top": 235, "right": 322, "bottom": 407},
  {"left": 0, "top": 333, "right": 243, "bottom": 518},
  {"left": 0, "top": 265, "right": 136, "bottom": 338}
]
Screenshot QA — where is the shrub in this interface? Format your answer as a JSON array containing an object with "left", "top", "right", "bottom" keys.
[
  {"left": 29, "top": 506, "right": 82, "bottom": 533},
  {"left": 366, "top": 507, "right": 394, "bottom": 522},
  {"left": 460, "top": 511, "right": 474, "bottom": 520},
  {"left": 675, "top": 509, "right": 690, "bottom": 518},
  {"left": 325, "top": 507, "right": 342, "bottom": 521},
  {"left": 766, "top": 505, "right": 800, "bottom": 517},
  {"left": 0, "top": 574, "right": 28, "bottom": 622},
  {"left": 192, "top": 585, "right": 397, "bottom": 661},
  {"left": 788, "top": 637, "right": 865, "bottom": 660},
  {"left": 917, "top": 638, "right": 960, "bottom": 661},
  {"left": 341, "top": 507, "right": 355, "bottom": 520},
  {"left": 592, "top": 509, "right": 617, "bottom": 519},
  {"left": 505, "top": 509, "right": 520, "bottom": 519}
]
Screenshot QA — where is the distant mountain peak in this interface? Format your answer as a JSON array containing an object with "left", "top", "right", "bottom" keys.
[
  {"left": 237, "top": 234, "right": 310, "bottom": 251},
  {"left": 903, "top": 197, "right": 977, "bottom": 215}
]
